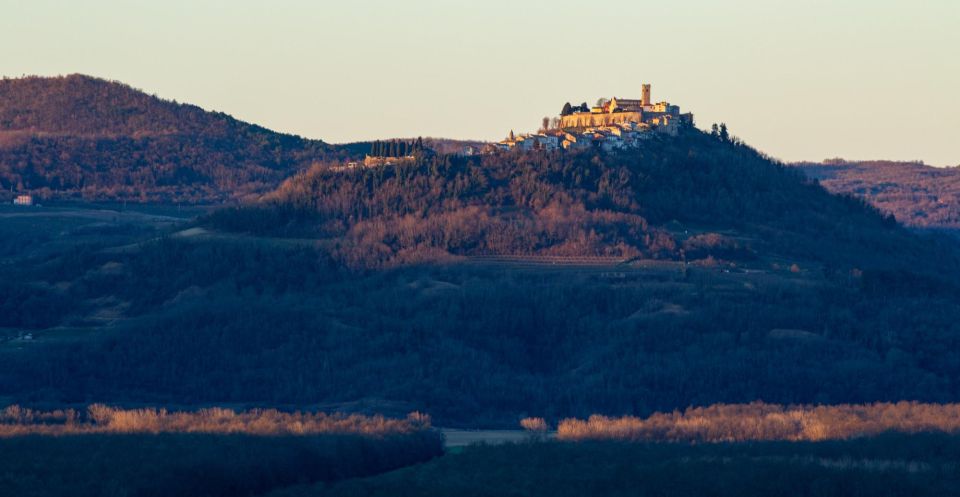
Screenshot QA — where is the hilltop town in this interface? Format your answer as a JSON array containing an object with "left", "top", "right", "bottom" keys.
[
  {"left": 353, "top": 84, "right": 693, "bottom": 163},
  {"left": 495, "top": 83, "right": 693, "bottom": 153},
  {"left": 357, "top": 84, "right": 693, "bottom": 163}
]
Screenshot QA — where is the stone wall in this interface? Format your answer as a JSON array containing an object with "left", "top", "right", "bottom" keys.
[{"left": 560, "top": 111, "right": 643, "bottom": 129}]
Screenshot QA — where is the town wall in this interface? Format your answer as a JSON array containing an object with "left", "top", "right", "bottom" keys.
[{"left": 560, "top": 111, "right": 643, "bottom": 129}]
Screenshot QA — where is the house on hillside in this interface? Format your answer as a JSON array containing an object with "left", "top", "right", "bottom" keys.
[{"left": 13, "top": 195, "right": 33, "bottom": 206}]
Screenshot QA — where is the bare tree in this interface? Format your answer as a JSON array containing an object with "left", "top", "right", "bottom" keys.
[{"left": 521, "top": 417, "right": 549, "bottom": 441}]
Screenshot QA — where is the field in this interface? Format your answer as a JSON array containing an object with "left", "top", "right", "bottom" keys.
[
  {"left": 269, "top": 434, "right": 960, "bottom": 497},
  {"left": 0, "top": 202, "right": 205, "bottom": 349},
  {"left": 0, "top": 202, "right": 201, "bottom": 260},
  {"left": 440, "top": 429, "right": 533, "bottom": 448},
  {"left": 0, "top": 432, "right": 444, "bottom": 497}
]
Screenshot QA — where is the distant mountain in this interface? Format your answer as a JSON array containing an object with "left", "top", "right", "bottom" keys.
[
  {"left": 0, "top": 74, "right": 352, "bottom": 202},
  {"left": 793, "top": 160, "right": 960, "bottom": 229}
]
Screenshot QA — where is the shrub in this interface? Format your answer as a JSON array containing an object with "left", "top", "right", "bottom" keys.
[{"left": 557, "top": 401, "right": 960, "bottom": 443}]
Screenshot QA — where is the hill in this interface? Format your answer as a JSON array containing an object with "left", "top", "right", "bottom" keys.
[
  {"left": 793, "top": 159, "right": 960, "bottom": 229},
  {"left": 2, "top": 128, "right": 960, "bottom": 426},
  {"left": 213, "top": 128, "right": 938, "bottom": 274},
  {"left": 0, "top": 74, "right": 352, "bottom": 202}
]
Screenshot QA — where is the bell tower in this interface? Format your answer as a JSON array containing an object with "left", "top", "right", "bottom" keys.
[{"left": 641, "top": 84, "right": 651, "bottom": 106}]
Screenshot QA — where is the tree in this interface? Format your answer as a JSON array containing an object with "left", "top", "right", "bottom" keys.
[
  {"left": 719, "top": 123, "right": 729, "bottom": 142},
  {"left": 579, "top": 102, "right": 589, "bottom": 112},
  {"left": 711, "top": 123, "right": 719, "bottom": 138},
  {"left": 541, "top": 117, "right": 550, "bottom": 132},
  {"left": 508, "top": 130, "right": 515, "bottom": 141},
  {"left": 561, "top": 102, "right": 573, "bottom": 116},
  {"left": 520, "top": 417, "right": 549, "bottom": 441}
]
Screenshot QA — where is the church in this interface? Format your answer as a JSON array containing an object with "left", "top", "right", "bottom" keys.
[{"left": 558, "top": 84, "right": 693, "bottom": 131}]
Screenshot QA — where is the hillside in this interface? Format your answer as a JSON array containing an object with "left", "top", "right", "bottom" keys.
[
  {"left": 3, "top": 129, "right": 960, "bottom": 426},
  {"left": 214, "top": 128, "right": 937, "bottom": 274},
  {"left": 0, "top": 75, "right": 351, "bottom": 202},
  {"left": 793, "top": 160, "right": 960, "bottom": 229}
]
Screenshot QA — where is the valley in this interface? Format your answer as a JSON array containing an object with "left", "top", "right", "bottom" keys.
[{"left": 1, "top": 72, "right": 959, "bottom": 496}]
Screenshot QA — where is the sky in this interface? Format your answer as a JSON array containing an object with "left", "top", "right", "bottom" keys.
[{"left": 2, "top": 0, "right": 958, "bottom": 165}]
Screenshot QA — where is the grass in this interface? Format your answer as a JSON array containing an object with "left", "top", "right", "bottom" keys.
[
  {"left": 269, "top": 435, "right": 960, "bottom": 497},
  {"left": 0, "top": 431, "right": 443, "bottom": 497}
]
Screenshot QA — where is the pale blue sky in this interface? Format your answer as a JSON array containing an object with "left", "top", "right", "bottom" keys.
[{"left": 2, "top": 0, "right": 958, "bottom": 165}]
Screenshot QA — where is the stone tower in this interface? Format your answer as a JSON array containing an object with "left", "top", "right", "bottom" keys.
[{"left": 641, "top": 84, "right": 651, "bottom": 106}]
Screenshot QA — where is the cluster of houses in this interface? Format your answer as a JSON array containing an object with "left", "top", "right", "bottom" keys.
[
  {"left": 494, "top": 121, "right": 658, "bottom": 153},
  {"left": 491, "top": 83, "right": 692, "bottom": 154},
  {"left": 343, "top": 83, "right": 693, "bottom": 165}
]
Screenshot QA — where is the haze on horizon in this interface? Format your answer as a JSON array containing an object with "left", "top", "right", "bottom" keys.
[{"left": 2, "top": 0, "right": 957, "bottom": 166}]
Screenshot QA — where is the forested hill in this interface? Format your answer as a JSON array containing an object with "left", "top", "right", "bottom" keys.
[
  {"left": 0, "top": 74, "right": 351, "bottom": 202},
  {"left": 793, "top": 160, "right": 960, "bottom": 229},
  {"left": 213, "top": 128, "right": 957, "bottom": 278},
  {"left": 0, "top": 74, "right": 270, "bottom": 136}
]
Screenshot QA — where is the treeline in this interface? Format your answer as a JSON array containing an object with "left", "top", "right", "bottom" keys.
[
  {"left": 274, "top": 434, "right": 960, "bottom": 497},
  {"left": 0, "top": 402, "right": 442, "bottom": 496},
  {"left": 369, "top": 137, "right": 426, "bottom": 158},
  {"left": 0, "top": 431, "right": 443, "bottom": 497},
  {"left": 0, "top": 404, "right": 431, "bottom": 437},
  {"left": 556, "top": 401, "right": 960, "bottom": 443}
]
